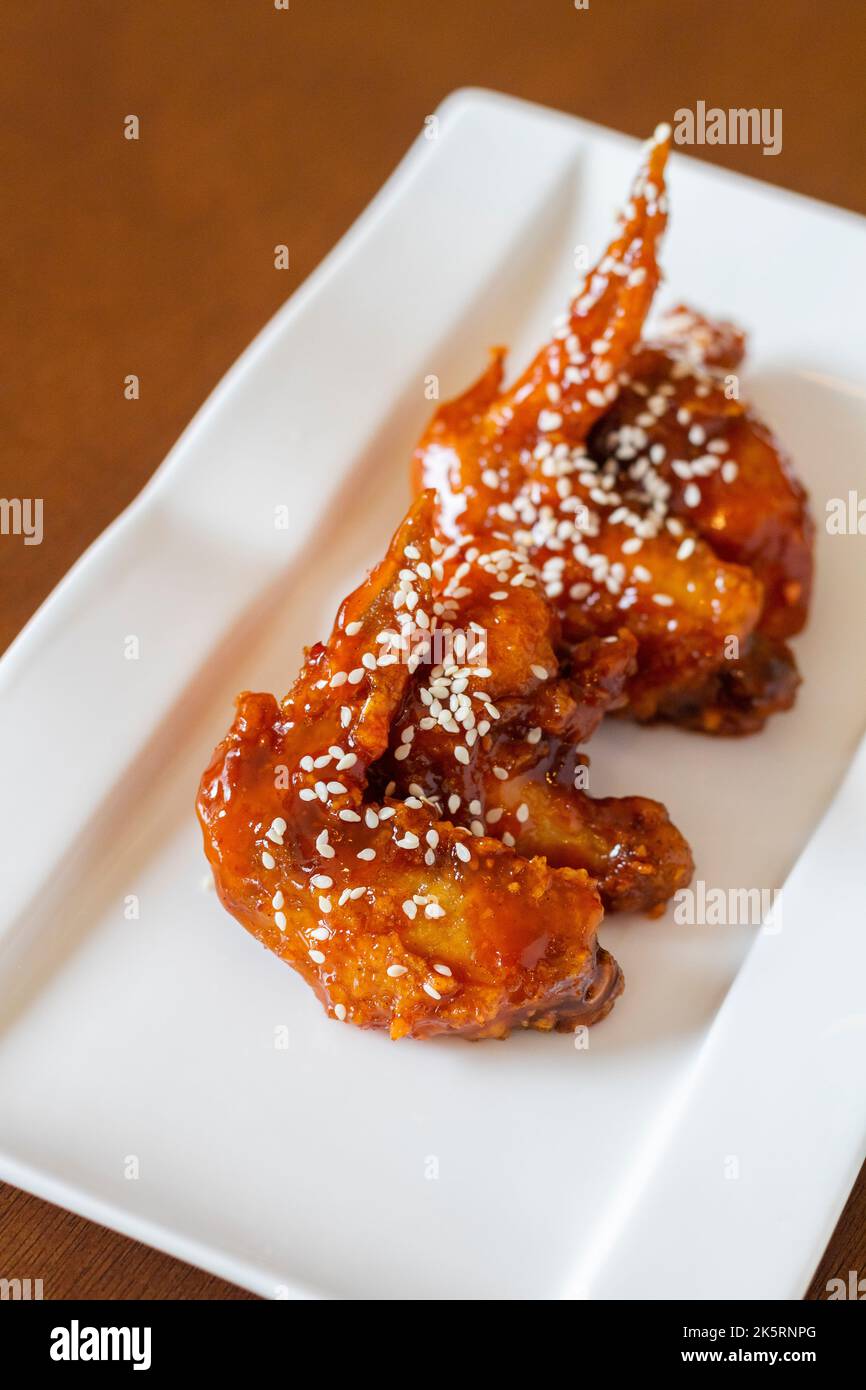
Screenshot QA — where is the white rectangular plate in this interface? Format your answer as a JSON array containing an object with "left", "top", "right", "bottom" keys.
[{"left": 2, "top": 89, "right": 865, "bottom": 1300}]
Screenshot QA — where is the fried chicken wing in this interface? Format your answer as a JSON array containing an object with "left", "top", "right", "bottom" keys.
[
  {"left": 583, "top": 305, "right": 814, "bottom": 731},
  {"left": 198, "top": 495, "right": 625, "bottom": 1039},
  {"left": 371, "top": 537, "right": 692, "bottom": 913},
  {"left": 197, "top": 123, "right": 809, "bottom": 1040},
  {"left": 412, "top": 128, "right": 813, "bottom": 735}
]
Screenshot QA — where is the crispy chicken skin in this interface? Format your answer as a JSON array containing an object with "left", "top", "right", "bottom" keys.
[
  {"left": 198, "top": 495, "right": 629, "bottom": 1040},
  {"left": 412, "top": 130, "right": 813, "bottom": 734}
]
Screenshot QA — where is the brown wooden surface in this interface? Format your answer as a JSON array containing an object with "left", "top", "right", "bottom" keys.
[{"left": 1, "top": 0, "right": 864, "bottom": 1300}]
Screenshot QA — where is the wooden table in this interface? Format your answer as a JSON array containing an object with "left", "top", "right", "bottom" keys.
[{"left": 2, "top": 0, "right": 863, "bottom": 1300}]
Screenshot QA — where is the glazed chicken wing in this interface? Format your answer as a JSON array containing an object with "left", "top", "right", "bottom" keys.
[
  {"left": 197, "top": 124, "right": 808, "bottom": 1040},
  {"left": 371, "top": 534, "right": 692, "bottom": 913},
  {"left": 586, "top": 306, "right": 814, "bottom": 731},
  {"left": 198, "top": 495, "right": 627, "bottom": 1039},
  {"left": 412, "top": 127, "right": 813, "bottom": 734}
]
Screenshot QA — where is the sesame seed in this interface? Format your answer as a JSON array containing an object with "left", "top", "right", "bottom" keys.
[
  {"left": 677, "top": 538, "right": 696, "bottom": 561},
  {"left": 530, "top": 664, "right": 549, "bottom": 680},
  {"left": 339, "top": 809, "right": 360, "bottom": 821},
  {"left": 262, "top": 851, "right": 276, "bottom": 870},
  {"left": 315, "top": 830, "right": 334, "bottom": 859},
  {"left": 425, "top": 903, "right": 446, "bottom": 919},
  {"left": 683, "top": 482, "right": 701, "bottom": 508},
  {"left": 336, "top": 752, "right": 357, "bottom": 771},
  {"left": 348, "top": 668, "right": 364, "bottom": 685},
  {"left": 345, "top": 621, "right": 362, "bottom": 636},
  {"left": 274, "top": 911, "right": 287, "bottom": 931},
  {"left": 396, "top": 832, "right": 420, "bottom": 850},
  {"left": 433, "top": 963, "right": 452, "bottom": 976},
  {"left": 387, "top": 963, "right": 408, "bottom": 978},
  {"left": 652, "top": 593, "right": 674, "bottom": 607},
  {"left": 402, "top": 900, "right": 417, "bottom": 920},
  {"left": 318, "top": 896, "right": 332, "bottom": 913},
  {"left": 516, "top": 803, "right": 529, "bottom": 823},
  {"left": 309, "top": 950, "right": 326, "bottom": 965},
  {"left": 454, "top": 746, "right": 470, "bottom": 765},
  {"left": 357, "top": 847, "right": 376, "bottom": 861},
  {"left": 538, "top": 410, "right": 562, "bottom": 432},
  {"left": 329, "top": 672, "right": 347, "bottom": 688},
  {"left": 312, "top": 925, "right": 330, "bottom": 941},
  {"left": 311, "top": 874, "right": 332, "bottom": 889},
  {"left": 334, "top": 1003, "right": 347, "bottom": 1021},
  {"left": 455, "top": 842, "right": 471, "bottom": 863},
  {"left": 423, "top": 982, "right": 441, "bottom": 1000},
  {"left": 272, "top": 890, "right": 285, "bottom": 909}
]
